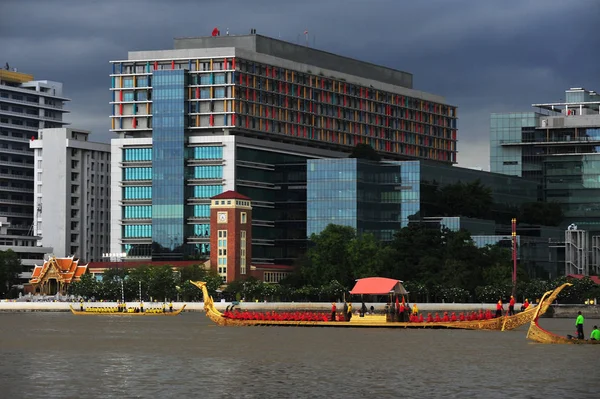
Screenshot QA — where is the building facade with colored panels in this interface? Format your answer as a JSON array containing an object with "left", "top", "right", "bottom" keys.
[
  {"left": 109, "top": 34, "right": 457, "bottom": 263},
  {"left": 109, "top": 34, "right": 457, "bottom": 163}
]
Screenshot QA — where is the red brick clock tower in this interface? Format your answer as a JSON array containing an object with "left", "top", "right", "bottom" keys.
[{"left": 209, "top": 191, "right": 252, "bottom": 283}]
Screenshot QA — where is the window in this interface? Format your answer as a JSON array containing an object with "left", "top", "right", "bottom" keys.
[
  {"left": 264, "top": 272, "right": 289, "bottom": 283},
  {"left": 241, "top": 212, "right": 247, "bottom": 224},
  {"left": 240, "top": 230, "right": 247, "bottom": 275},
  {"left": 217, "top": 230, "right": 227, "bottom": 282}
]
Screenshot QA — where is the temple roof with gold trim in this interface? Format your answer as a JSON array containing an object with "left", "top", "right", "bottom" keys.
[{"left": 30, "top": 256, "right": 88, "bottom": 284}]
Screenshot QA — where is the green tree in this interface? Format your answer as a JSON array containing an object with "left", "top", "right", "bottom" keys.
[
  {"left": 0, "top": 249, "right": 21, "bottom": 298},
  {"left": 68, "top": 272, "right": 99, "bottom": 299},
  {"left": 100, "top": 267, "right": 128, "bottom": 301},
  {"left": 303, "top": 224, "right": 357, "bottom": 287},
  {"left": 146, "top": 265, "right": 177, "bottom": 301},
  {"left": 177, "top": 264, "right": 210, "bottom": 301},
  {"left": 348, "top": 143, "right": 381, "bottom": 162},
  {"left": 347, "top": 233, "right": 382, "bottom": 279},
  {"left": 204, "top": 272, "right": 224, "bottom": 298}
]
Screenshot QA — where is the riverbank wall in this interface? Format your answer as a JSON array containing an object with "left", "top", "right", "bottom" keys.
[{"left": 1, "top": 301, "right": 598, "bottom": 318}]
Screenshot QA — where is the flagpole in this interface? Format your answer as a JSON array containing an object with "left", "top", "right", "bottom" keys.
[{"left": 305, "top": 31, "right": 308, "bottom": 47}]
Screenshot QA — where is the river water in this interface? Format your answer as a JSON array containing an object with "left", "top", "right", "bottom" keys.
[{"left": 0, "top": 313, "right": 599, "bottom": 398}]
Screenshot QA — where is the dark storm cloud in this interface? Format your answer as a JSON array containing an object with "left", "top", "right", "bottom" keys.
[{"left": 1, "top": 0, "right": 598, "bottom": 168}]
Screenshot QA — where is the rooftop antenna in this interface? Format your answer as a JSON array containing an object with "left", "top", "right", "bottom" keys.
[{"left": 304, "top": 30, "right": 309, "bottom": 47}]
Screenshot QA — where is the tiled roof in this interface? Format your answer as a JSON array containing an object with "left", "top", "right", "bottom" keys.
[
  {"left": 30, "top": 257, "right": 88, "bottom": 285},
  {"left": 211, "top": 190, "right": 251, "bottom": 200}
]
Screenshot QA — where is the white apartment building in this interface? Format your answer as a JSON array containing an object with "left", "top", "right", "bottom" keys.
[{"left": 31, "top": 128, "right": 111, "bottom": 262}]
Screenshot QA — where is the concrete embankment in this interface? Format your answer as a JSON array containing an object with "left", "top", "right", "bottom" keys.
[{"left": 1, "top": 301, "right": 597, "bottom": 318}]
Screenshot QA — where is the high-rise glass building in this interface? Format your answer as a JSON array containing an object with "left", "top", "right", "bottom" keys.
[
  {"left": 491, "top": 89, "right": 600, "bottom": 230},
  {"left": 307, "top": 158, "right": 561, "bottom": 277},
  {"left": 109, "top": 33, "right": 458, "bottom": 263},
  {"left": 490, "top": 87, "right": 600, "bottom": 275},
  {"left": 307, "top": 158, "right": 539, "bottom": 239}
]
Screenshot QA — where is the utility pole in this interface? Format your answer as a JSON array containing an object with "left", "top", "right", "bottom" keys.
[{"left": 512, "top": 218, "right": 517, "bottom": 297}]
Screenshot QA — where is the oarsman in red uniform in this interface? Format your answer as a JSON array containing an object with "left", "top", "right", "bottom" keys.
[
  {"left": 331, "top": 303, "right": 337, "bottom": 321},
  {"left": 478, "top": 310, "right": 484, "bottom": 320},
  {"left": 434, "top": 313, "right": 441, "bottom": 322},
  {"left": 521, "top": 298, "right": 530, "bottom": 312},
  {"left": 442, "top": 312, "right": 449, "bottom": 322},
  {"left": 459, "top": 313, "right": 465, "bottom": 321},
  {"left": 508, "top": 295, "right": 516, "bottom": 316},
  {"left": 485, "top": 309, "right": 492, "bottom": 319},
  {"left": 427, "top": 313, "right": 433, "bottom": 323},
  {"left": 495, "top": 300, "right": 504, "bottom": 318},
  {"left": 451, "top": 312, "right": 457, "bottom": 322}
]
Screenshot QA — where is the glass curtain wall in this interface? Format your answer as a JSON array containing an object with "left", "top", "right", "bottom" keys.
[{"left": 151, "top": 70, "right": 186, "bottom": 260}]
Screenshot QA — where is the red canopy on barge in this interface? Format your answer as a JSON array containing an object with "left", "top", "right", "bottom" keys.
[{"left": 349, "top": 277, "right": 408, "bottom": 295}]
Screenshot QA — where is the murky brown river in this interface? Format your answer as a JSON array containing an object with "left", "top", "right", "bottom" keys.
[{"left": 0, "top": 313, "right": 599, "bottom": 398}]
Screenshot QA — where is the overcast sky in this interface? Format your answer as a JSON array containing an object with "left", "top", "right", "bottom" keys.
[{"left": 1, "top": 0, "right": 598, "bottom": 169}]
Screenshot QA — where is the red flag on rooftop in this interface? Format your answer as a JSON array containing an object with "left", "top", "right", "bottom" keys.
[
  {"left": 304, "top": 30, "right": 308, "bottom": 34},
  {"left": 211, "top": 27, "right": 220, "bottom": 37}
]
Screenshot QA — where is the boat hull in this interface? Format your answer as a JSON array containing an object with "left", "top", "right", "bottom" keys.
[
  {"left": 69, "top": 304, "right": 186, "bottom": 316},
  {"left": 526, "top": 282, "right": 600, "bottom": 345},
  {"left": 527, "top": 319, "right": 600, "bottom": 344},
  {"left": 190, "top": 281, "right": 540, "bottom": 331}
]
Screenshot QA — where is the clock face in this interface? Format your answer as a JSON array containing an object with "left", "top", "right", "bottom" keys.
[{"left": 217, "top": 212, "right": 227, "bottom": 223}]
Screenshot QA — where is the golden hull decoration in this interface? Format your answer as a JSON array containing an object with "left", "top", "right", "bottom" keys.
[
  {"left": 189, "top": 281, "right": 543, "bottom": 330},
  {"left": 69, "top": 304, "right": 186, "bottom": 316},
  {"left": 527, "top": 283, "right": 600, "bottom": 345}
]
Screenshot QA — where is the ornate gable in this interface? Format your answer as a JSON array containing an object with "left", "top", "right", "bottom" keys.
[{"left": 29, "top": 256, "right": 88, "bottom": 285}]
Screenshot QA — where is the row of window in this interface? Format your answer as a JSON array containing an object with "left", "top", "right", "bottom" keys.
[
  {"left": 191, "top": 146, "right": 222, "bottom": 160},
  {"left": 123, "top": 148, "right": 152, "bottom": 162},
  {"left": 123, "top": 224, "right": 152, "bottom": 238},
  {"left": 194, "top": 204, "right": 210, "bottom": 218},
  {"left": 123, "top": 146, "right": 223, "bottom": 162},
  {"left": 264, "top": 272, "right": 290, "bottom": 283},
  {"left": 193, "top": 165, "right": 223, "bottom": 179},
  {"left": 236, "top": 65, "right": 456, "bottom": 116},
  {"left": 124, "top": 167, "right": 152, "bottom": 181},
  {"left": 123, "top": 206, "right": 152, "bottom": 219},
  {"left": 122, "top": 91, "right": 149, "bottom": 102},
  {"left": 193, "top": 185, "right": 223, "bottom": 198},
  {"left": 124, "top": 186, "right": 152, "bottom": 199},
  {"left": 121, "top": 77, "right": 149, "bottom": 88},
  {"left": 193, "top": 224, "right": 210, "bottom": 237}
]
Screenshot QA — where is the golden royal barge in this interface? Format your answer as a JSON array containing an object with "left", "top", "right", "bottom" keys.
[
  {"left": 190, "top": 280, "right": 555, "bottom": 331},
  {"left": 69, "top": 304, "right": 186, "bottom": 316}
]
